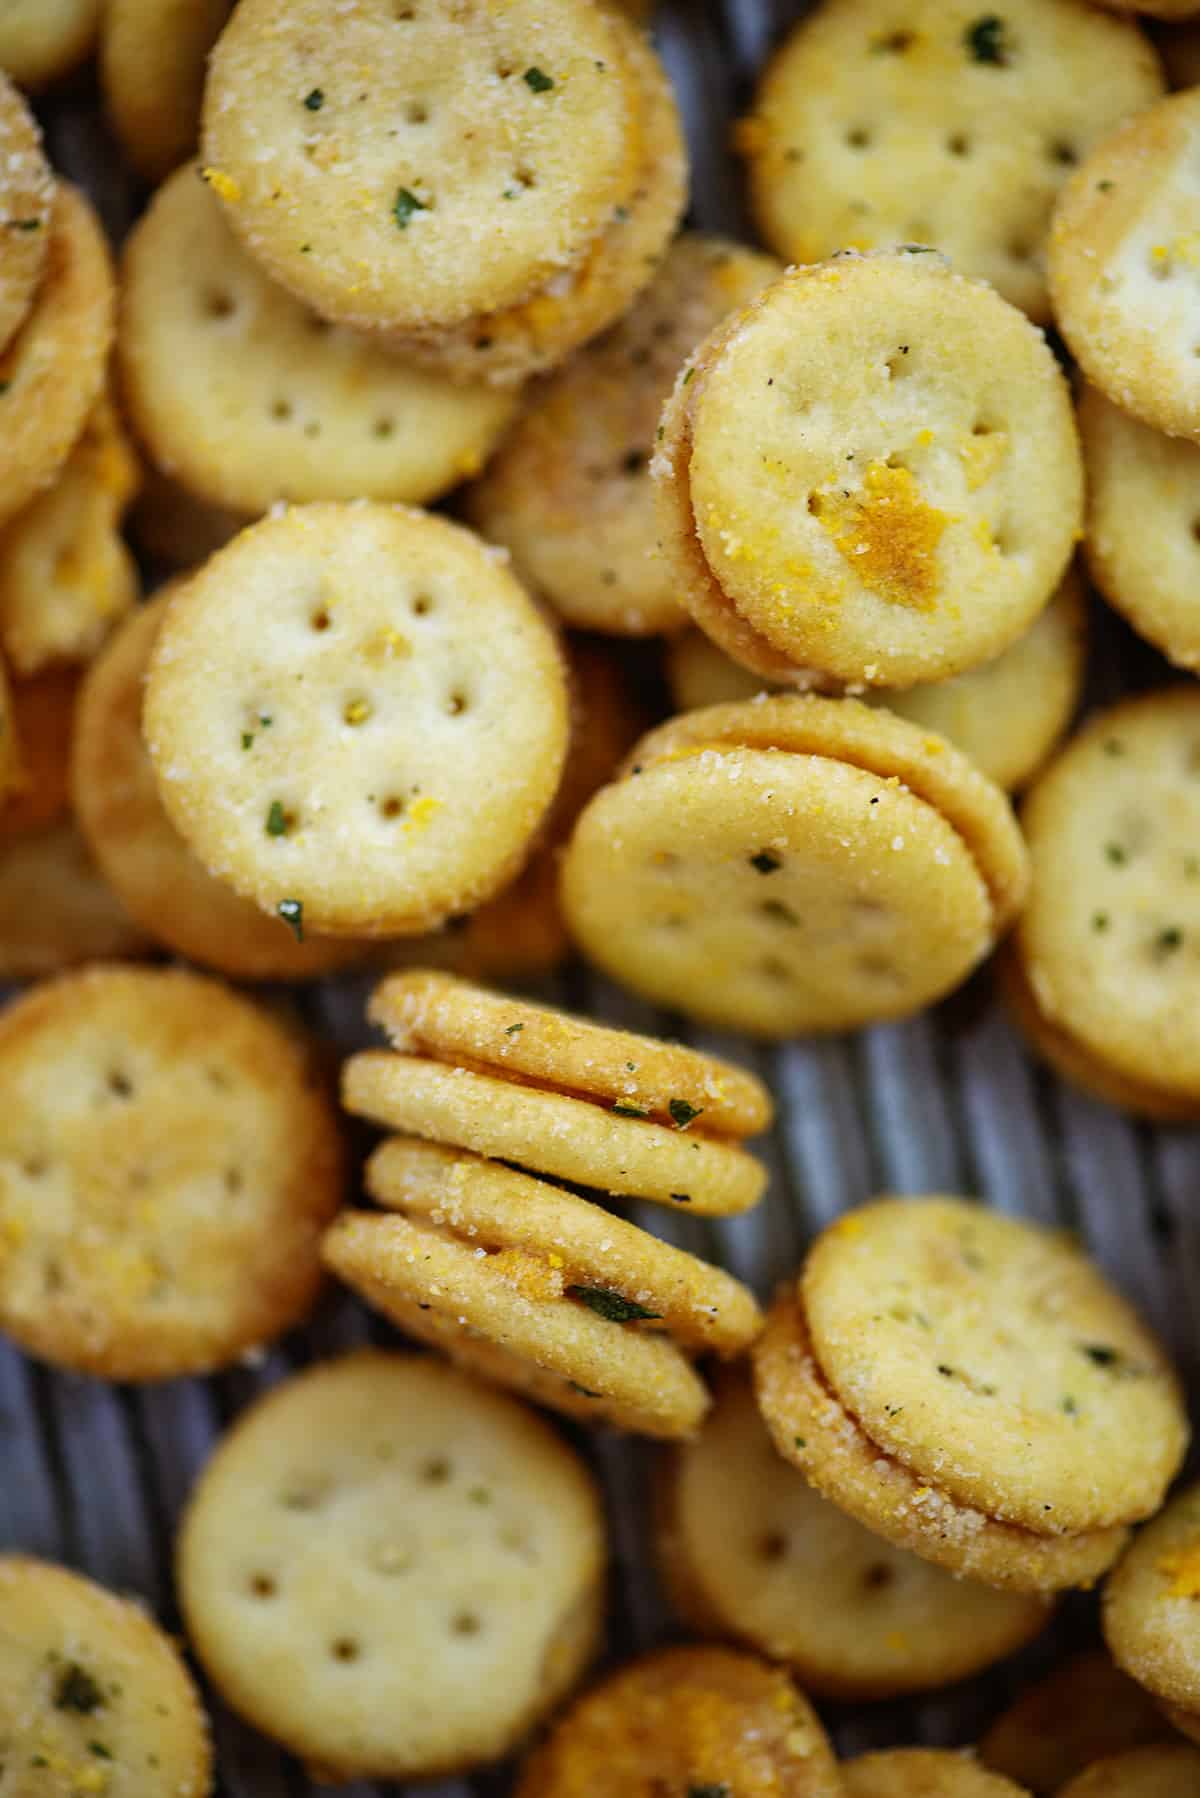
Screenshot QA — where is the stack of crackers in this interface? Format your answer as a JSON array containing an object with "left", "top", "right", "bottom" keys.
[{"left": 0, "top": 0, "right": 1199, "bottom": 1791}]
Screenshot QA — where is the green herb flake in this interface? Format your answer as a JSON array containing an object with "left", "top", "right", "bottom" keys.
[
  {"left": 241, "top": 732, "right": 254, "bottom": 750},
  {"left": 937, "top": 1362, "right": 955, "bottom": 1377},
  {"left": 53, "top": 1664, "right": 105, "bottom": 1714},
  {"left": 30, "top": 1756, "right": 48, "bottom": 1768},
  {"left": 964, "top": 14, "right": 1010, "bottom": 64},
  {"left": 7, "top": 217, "right": 42, "bottom": 232},
  {"left": 793, "top": 1436, "right": 806, "bottom": 1450},
  {"left": 265, "top": 800, "right": 289, "bottom": 837},
  {"left": 750, "top": 849, "right": 782, "bottom": 874},
  {"left": 393, "top": 187, "right": 427, "bottom": 229},
  {"left": 278, "top": 899, "right": 304, "bottom": 942},
  {"left": 468, "top": 1485, "right": 491, "bottom": 1504},
  {"left": 505, "top": 1022, "right": 524, "bottom": 1037},
  {"left": 669, "top": 1098, "right": 703, "bottom": 1130},
  {"left": 568, "top": 1285, "right": 661, "bottom": 1323},
  {"left": 1097, "top": 179, "right": 1115, "bottom": 193},
  {"left": 689, "top": 1787, "right": 731, "bottom": 1798},
  {"left": 567, "top": 1380, "right": 600, "bottom": 1397},
  {"left": 258, "top": 713, "right": 273, "bottom": 728},
  {"left": 1103, "top": 738, "right": 1125, "bottom": 757},
  {"left": 625, "top": 1061, "right": 637, "bottom": 1072},
  {"left": 1092, "top": 912, "right": 1109, "bottom": 933},
  {"left": 89, "top": 1743, "right": 113, "bottom": 1761},
  {"left": 523, "top": 66, "right": 554, "bottom": 92},
  {"left": 303, "top": 88, "right": 325, "bottom": 111},
  {"left": 1081, "top": 1343, "right": 1119, "bottom": 1368},
  {"left": 681, "top": 366, "right": 695, "bottom": 386},
  {"left": 1105, "top": 843, "right": 1127, "bottom": 866},
  {"left": 1062, "top": 1395, "right": 1078, "bottom": 1415},
  {"left": 502, "top": 187, "right": 518, "bottom": 199},
  {"left": 612, "top": 1101, "right": 648, "bottom": 1118},
  {"left": 1156, "top": 926, "right": 1183, "bottom": 956},
  {"left": 899, "top": 243, "right": 935, "bottom": 253}
]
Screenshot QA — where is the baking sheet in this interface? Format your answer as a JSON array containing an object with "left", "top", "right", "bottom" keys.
[{"left": 6, "top": 4, "right": 1200, "bottom": 1790}]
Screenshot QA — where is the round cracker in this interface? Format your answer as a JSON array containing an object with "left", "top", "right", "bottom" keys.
[
  {"left": 341, "top": 1052, "right": 766, "bottom": 1215},
  {"left": 323, "top": 1211, "right": 711, "bottom": 1440},
  {"left": 0, "top": 392, "right": 140, "bottom": 676},
  {"left": 465, "top": 235, "right": 779, "bottom": 632},
  {"left": 1017, "top": 688, "right": 1200, "bottom": 1106},
  {"left": 0, "top": 184, "right": 116, "bottom": 533},
  {"left": 102, "top": 0, "right": 234, "bottom": 184},
  {"left": 1059, "top": 1746, "right": 1200, "bottom": 1797},
  {"left": 738, "top": 0, "right": 1162, "bottom": 322},
  {"left": 803, "top": 1197, "right": 1188, "bottom": 1535},
  {"left": 178, "top": 1350, "right": 606, "bottom": 1780},
  {"left": 0, "top": 1555, "right": 211, "bottom": 1797},
  {"left": 0, "top": 0, "right": 100, "bottom": 87},
  {"left": 0, "top": 667, "right": 78, "bottom": 838},
  {"left": 0, "top": 964, "right": 345, "bottom": 1379},
  {"left": 202, "top": 0, "right": 643, "bottom": 335},
  {"left": 118, "top": 163, "right": 518, "bottom": 515},
  {"left": 1104, "top": 1482, "right": 1200, "bottom": 1714},
  {"left": 0, "top": 72, "right": 53, "bottom": 354},
  {"left": 658, "top": 252, "right": 1083, "bottom": 688},
  {"left": 1049, "top": 90, "right": 1200, "bottom": 442},
  {"left": 366, "top": 1137, "right": 762, "bottom": 1353},
  {"left": 657, "top": 1370, "right": 1048, "bottom": 1698},
  {"left": 367, "top": 969, "right": 772, "bottom": 1137},
  {"left": 514, "top": 1644, "right": 842, "bottom": 1798},
  {"left": 73, "top": 595, "right": 364, "bottom": 980},
  {"left": 668, "top": 570, "right": 1086, "bottom": 792},
  {"left": 753, "top": 1292, "right": 1127, "bottom": 1592},
  {"left": 980, "top": 1652, "right": 1171, "bottom": 1794},
  {"left": 0, "top": 822, "right": 150, "bottom": 978},
  {"left": 842, "top": 1751, "right": 1030, "bottom": 1797},
  {"left": 1080, "top": 384, "right": 1200, "bottom": 671},
  {"left": 143, "top": 503, "right": 569, "bottom": 937}
]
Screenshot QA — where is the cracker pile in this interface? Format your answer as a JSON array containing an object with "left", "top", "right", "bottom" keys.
[{"left": 1, "top": 0, "right": 1200, "bottom": 1789}]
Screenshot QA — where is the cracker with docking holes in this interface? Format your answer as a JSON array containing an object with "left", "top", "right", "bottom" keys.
[
  {"left": 143, "top": 503, "right": 569, "bottom": 938},
  {"left": 102, "top": 0, "right": 233, "bottom": 183},
  {"left": 0, "top": 73, "right": 53, "bottom": 354},
  {"left": 324, "top": 1137, "right": 761, "bottom": 1437},
  {"left": 178, "top": 1351, "right": 606, "bottom": 1781},
  {"left": 842, "top": 1751, "right": 1030, "bottom": 1797},
  {"left": 1010, "top": 687, "right": 1200, "bottom": 1118},
  {"left": 395, "top": 19, "right": 687, "bottom": 387},
  {"left": 656, "top": 1370, "right": 1049, "bottom": 1697},
  {"left": 653, "top": 251, "right": 1083, "bottom": 687},
  {"left": 0, "top": 668, "right": 77, "bottom": 839},
  {"left": 0, "top": 0, "right": 100, "bottom": 88},
  {"left": 1049, "top": 90, "right": 1200, "bottom": 442},
  {"left": 0, "top": 1554, "right": 212, "bottom": 1798},
  {"left": 1080, "top": 384, "right": 1200, "bottom": 671},
  {"left": 560, "top": 694, "right": 1028, "bottom": 1037},
  {"left": 466, "top": 235, "right": 779, "bottom": 633},
  {"left": 980, "top": 1653, "right": 1171, "bottom": 1794},
  {"left": 0, "top": 823, "right": 150, "bottom": 977},
  {"left": 1104, "top": 1481, "right": 1200, "bottom": 1726},
  {"left": 667, "top": 570, "right": 1086, "bottom": 793},
  {"left": 1059, "top": 1747, "right": 1200, "bottom": 1797},
  {"left": 0, "top": 393, "right": 140, "bottom": 677},
  {"left": 202, "top": 0, "right": 644, "bottom": 337},
  {"left": 803, "top": 1199, "right": 1187, "bottom": 1536},
  {"left": 737, "top": 0, "right": 1162, "bottom": 322},
  {"left": 73, "top": 594, "right": 363, "bottom": 980},
  {"left": 118, "top": 164, "right": 518, "bottom": 515},
  {"left": 0, "top": 964, "right": 344, "bottom": 1379},
  {"left": 343, "top": 968, "right": 770, "bottom": 1213},
  {"left": 752, "top": 1289, "right": 1128, "bottom": 1593},
  {"left": 0, "top": 185, "right": 115, "bottom": 533},
  {"left": 515, "top": 1644, "right": 842, "bottom": 1798}
]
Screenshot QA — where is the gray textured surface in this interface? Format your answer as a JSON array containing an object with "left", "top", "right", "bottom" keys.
[{"left": 6, "top": 3, "right": 1200, "bottom": 1790}]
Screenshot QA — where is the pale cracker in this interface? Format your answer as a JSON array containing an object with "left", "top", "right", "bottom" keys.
[
  {"left": 1058, "top": 1746, "right": 1200, "bottom": 1797},
  {"left": 1080, "top": 383, "right": 1200, "bottom": 671},
  {"left": 657, "top": 1371, "right": 1048, "bottom": 1698},
  {"left": 178, "top": 1351, "right": 606, "bottom": 1780},
  {"left": 738, "top": 0, "right": 1162, "bottom": 321},
  {"left": 342, "top": 1052, "right": 766, "bottom": 1214},
  {"left": 73, "top": 595, "right": 364, "bottom": 980},
  {"left": 0, "top": 822, "right": 149, "bottom": 978},
  {"left": 658, "top": 251, "right": 1083, "bottom": 688},
  {"left": 842, "top": 1751, "right": 1030, "bottom": 1797},
  {"left": 0, "top": 964, "right": 345, "bottom": 1379},
  {"left": 752, "top": 1290, "right": 1128, "bottom": 1593},
  {"left": 1049, "top": 90, "right": 1200, "bottom": 442},
  {"left": 0, "top": 0, "right": 100, "bottom": 87},
  {"left": 118, "top": 163, "right": 518, "bottom": 515},
  {"left": 0, "top": 667, "right": 77, "bottom": 838},
  {"left": 202, "top": 0, "right": 643, "bottom": 334},
  {"left": 979, "top": 1652, "right": 1171, "bottom": 1794},
  {"left": 1104, "top": 1481, "right": 1200, "bottom": 1714},
  {"left": 803, "top": 1197, "right": 1188, "bottom": 1534},
  {"left": 0, "top": 185, "right": 115, "bottom": 533},
  {"left": 0, "top": 1554, "right": 211, "bottom": 1798},
  {"left": 0, "top": 392, "right": 140, "bottom": 676},
  {"left": 0, "top": 71, "right": 53, "bottom": 353},
  {"left": 514, "top": 1645, "right": 842, "bottom": 1798},
  {"left": 143, "top": 503, "right": 569, "bottom": 937},
  {"left": 1016, "top": 687, "right": 1200, "bottom": 1108},
  {"left": 102, "top": 0, "right": 234, "bottom": 184},
  {"left": 466, "top": 234, "right": 780, "bottom": 633}
]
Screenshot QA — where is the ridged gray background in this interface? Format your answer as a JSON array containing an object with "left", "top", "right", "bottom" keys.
[{"left": 6, "top": 3, "right": 1198, "bottom": 1789}]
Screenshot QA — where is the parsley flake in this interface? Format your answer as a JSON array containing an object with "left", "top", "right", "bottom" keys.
[
  {"left": 1081, "top": 1343, "right": 1119, "bottom": 1367},
  {"left": 278, "top": 899, "right": 304, "bottom": 941},
  {"left": 669, "top": 1098, "right": 703, "bottom": 1130},
  {"left": 1092, "top": 912, "right": 1109, "bottom": 933},
  {"left": 7, "top": 217, "right": 41, "bottom": 232},
  {"left": 394, "top": 187, "right": 427, "bottom": 229},
  {"left": 794, "top": 1436, "right": 806, "bottom": 1450},
  {"left": 567, "top": 1380, "right": 600, "bottom": 1397},
  {"left": 1105, "top": 843, "right": 1127, "bottom": 866},
  {"left": 89, "top": 1743, "right": 113, "bottom": 1761},
  {"left": 689, "top": 1788, "right": 731, "bottom": 1798},
  {"left": 505, "top": 1022, "right": 524, "bottom": 1036},
  {"left": 242, "top": 732, "right": 254, "bottom": 750},
  {"left": 265, "top": 800, "right": 289, "bottom": 837},
  {"left": 54, "top": 1664, "right": 104, "bottom": 1714},
  {"left": 1156, "top": 926, "right": 1183, "bottom": 956},
  {"left": 568, "top": 1286, "right": 661, "bottom": 1323},
  {"left": 612, "top": 1101, "right": 648, "bottom": 1118},
  {"left": 965, "top": 14, "right": 1010, "bottom": 64},
  {"left": 750, "top": 849, "right": 782, "bottom": 874},
  {"left": 303, "top": 88, "right": 324, "bottom": 111},
  {"left": 523, "top": 66, "right": 554, "bottom": 92},
  {"left": 1062, "top": 1395, "right": 1078, "bottom": 1415}
]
